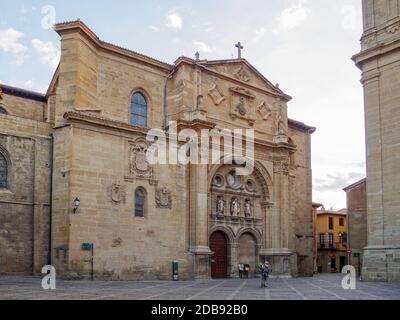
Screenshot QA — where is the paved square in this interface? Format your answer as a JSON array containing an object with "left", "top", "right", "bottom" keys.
[{"left": 1, "top": 274, "right": 399, "bottom": 300}]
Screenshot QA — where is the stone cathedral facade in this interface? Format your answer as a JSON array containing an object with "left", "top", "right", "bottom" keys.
[{"left": 0, "top": 20, "right": 315, "bottom": 280}]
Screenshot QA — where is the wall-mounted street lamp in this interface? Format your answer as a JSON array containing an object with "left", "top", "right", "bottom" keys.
[{"left": 73, "top": 197, "right": 81, "bottom": 214}]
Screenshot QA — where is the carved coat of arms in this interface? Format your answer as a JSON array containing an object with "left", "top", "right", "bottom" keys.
[
  {"left": 155, "top": 187, "right": 172, "bottom": 209},
  {"left": 129, "top": 139, "right": 153, "bottom": 179},
  {"left": 111, "top": 183, "right": 126, "bottom": 205}
]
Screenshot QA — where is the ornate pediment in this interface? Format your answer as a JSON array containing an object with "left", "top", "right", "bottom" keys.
[{"left": 202, "top": 61, "right": 289, "bottom": 100}]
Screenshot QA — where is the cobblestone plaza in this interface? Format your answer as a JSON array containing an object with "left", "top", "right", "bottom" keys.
[{"left": 1, "top": 274, "right": 399, "bottom": 300}]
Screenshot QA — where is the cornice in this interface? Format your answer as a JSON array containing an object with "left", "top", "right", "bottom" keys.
[{"left": 54, "top": 20, "right": 173, "bottom": 73}]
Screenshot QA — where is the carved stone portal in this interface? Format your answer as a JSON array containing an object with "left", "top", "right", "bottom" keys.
[
  {"left": 111, "top": 183, "right": 126, "bottom": 205},
  {"left": 155, "top": 187, "right": 172, "bottom": 209}
]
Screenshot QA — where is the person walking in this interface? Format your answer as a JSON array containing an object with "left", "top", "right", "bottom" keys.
[{"left": 260, "top": 261, "right": 271, "bottom": 288}]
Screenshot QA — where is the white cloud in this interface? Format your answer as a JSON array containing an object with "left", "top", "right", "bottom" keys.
[
  {"left": 31, "top": 39, "right": 60, "bottom": 68},
  {"left": 148, "top": 25, "right": 159, "bottom": 32},
  {"left": 275, "top": 2, "right": 310, "bottom": 32},
  {"left": 0, "top": 28, "right": 29, "bottom": 64},
  {"left": 254, "top": 27, "right": 266, "bottom": 42},
  {"left": 165, "top": 10, "right": 183, "bottom": 30},
  {"left": 193, "top": 41, "right": 215, "bottom": 53}
]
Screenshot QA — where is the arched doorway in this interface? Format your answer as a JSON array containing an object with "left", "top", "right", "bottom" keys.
[
  {"left": 210, "top": 231, "right": 228, "bottom": 278},
  {"left": 238, "top": 233, "right": 257, "bottom": 277}
]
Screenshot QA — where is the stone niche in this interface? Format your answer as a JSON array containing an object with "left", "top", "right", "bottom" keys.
[{"left": 209, "top": 164, "right": 268, "bottom": 235}]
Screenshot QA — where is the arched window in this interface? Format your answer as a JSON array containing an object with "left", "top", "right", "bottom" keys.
[
  {"left": 130, "top": 92, "right": 147, "bottom": 127},
  {"left": 0, "top": 105, "right": 7, "bottom": 115},
  {"left": 135, "top": 188, "right": 146, "bottom": 217},
  {"left": 0, "top": 152, "right": 8, "bottom": 188}
]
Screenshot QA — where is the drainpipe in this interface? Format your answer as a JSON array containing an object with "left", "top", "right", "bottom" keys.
[
  {"left": 48, "top": 133, "right": 54, "bottom": 265},
  {"left": 163, "top": 67, "right": 176, "bottom": 131}
]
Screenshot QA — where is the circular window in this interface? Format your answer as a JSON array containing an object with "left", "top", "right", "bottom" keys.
[
  {"left": 213, "top": 174, "right": 224, "bottom": 187},
  {"left": 246, "top": 179, "right": 256, "bottom": 192}
]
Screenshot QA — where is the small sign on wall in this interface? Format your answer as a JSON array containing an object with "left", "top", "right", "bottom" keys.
[{"left": 82, "top": 243, "right": 93, "bottom": 251}]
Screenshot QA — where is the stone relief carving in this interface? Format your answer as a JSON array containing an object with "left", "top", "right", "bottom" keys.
[
  {"left": 274, "top": 162, "right": 289, "bottom": 175},
  {"left": 208, "top": 82, "right": 225, "bottom": 105},
  {"left": 110, "top": 182, "right": 126, "bottom": 205},
  {"left": 234, "top": 66, "right": 250, "bottom": 82},
  {"left": 112, "top": 238, "right": 122, "bottom": 247},
  {"left": 258, "top": 102, "right": 272, "bottom": 121},
  {"left": 155, "top": 187, "right": 172, "bottom": 209},
  {"left": 129, "top": 139, "right": 153, "bottom": 179},
  {"left": 387, "top": 22, "right": 400, "bottom": 34},
  {"left": 235, "top": 97, "right": 247, "bottom": 116},
  {"left": 229, "top": 87, "right": 256, "bottom": 125}
]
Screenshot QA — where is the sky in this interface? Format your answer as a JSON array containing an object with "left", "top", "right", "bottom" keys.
[{"left": 0, "top": 0, "right": 366, "bottom": 209}]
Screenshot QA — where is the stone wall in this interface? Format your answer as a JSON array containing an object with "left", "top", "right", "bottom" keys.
[
  {"left": 345, "top": 180, "right": 367, "bottom": 276},
  {"left": 0, "top": 113, "right": 52, "bottom": 275},
  {"left": 51, "top": 123, "right": 191, "bottom": 280},
  {"left": 0, "top": 94, "right": 45, "bottom": 122},
  {"left": 289, "top": 127, "right": 314, "bottom": 276}
]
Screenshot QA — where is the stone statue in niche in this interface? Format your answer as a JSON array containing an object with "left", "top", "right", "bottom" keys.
[
  {"left": 155, "top": 187, "right": 172, "bottom": 209},
  {"left": 231, "top": 198, "right": 240, "bottom": 217},
  {"left": 130, "top": 139, "right": 152, "bottom": 179},
  {"left": 244, "top": 199, "right": 252, "bottom": 217},
  {"left": 111, "top": 182, "right": 126, "bottom": 205},
  {"left": 277, "top": 111, "right": 285, "bottom": 136},
  {"left": 196, "top": 94, "right": 205, "bottom": 111},
  {"left": 216, "top": 196, "right": 225, "bottom": 216}
]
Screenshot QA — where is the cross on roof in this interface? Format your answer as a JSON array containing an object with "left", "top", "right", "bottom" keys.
[{"left": 235, "top": 42, "right": 244, "bottom": 59}]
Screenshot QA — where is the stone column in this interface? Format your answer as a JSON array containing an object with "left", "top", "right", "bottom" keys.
[
  {"left": 259, "top": 161, "right": 294, "bottom": 277},
  {"left": 189, "top": 162, "right": 212, "bottom": 278},
  {"left": 230, "top": 243, "right": 239, "bottom": 278}
]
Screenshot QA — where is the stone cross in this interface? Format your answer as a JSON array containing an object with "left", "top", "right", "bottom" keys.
[{"left": 235, "top": 42, "right": 244, "bottom": 59}]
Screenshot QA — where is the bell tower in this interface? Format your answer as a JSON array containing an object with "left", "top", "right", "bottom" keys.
[{"left": 353, "top": 0, "right": 400, "bottom": 282}]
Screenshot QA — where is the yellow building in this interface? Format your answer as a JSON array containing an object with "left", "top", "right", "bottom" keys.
[{"left": 316, "top": 208, "right": 348, "bottom": 273}]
